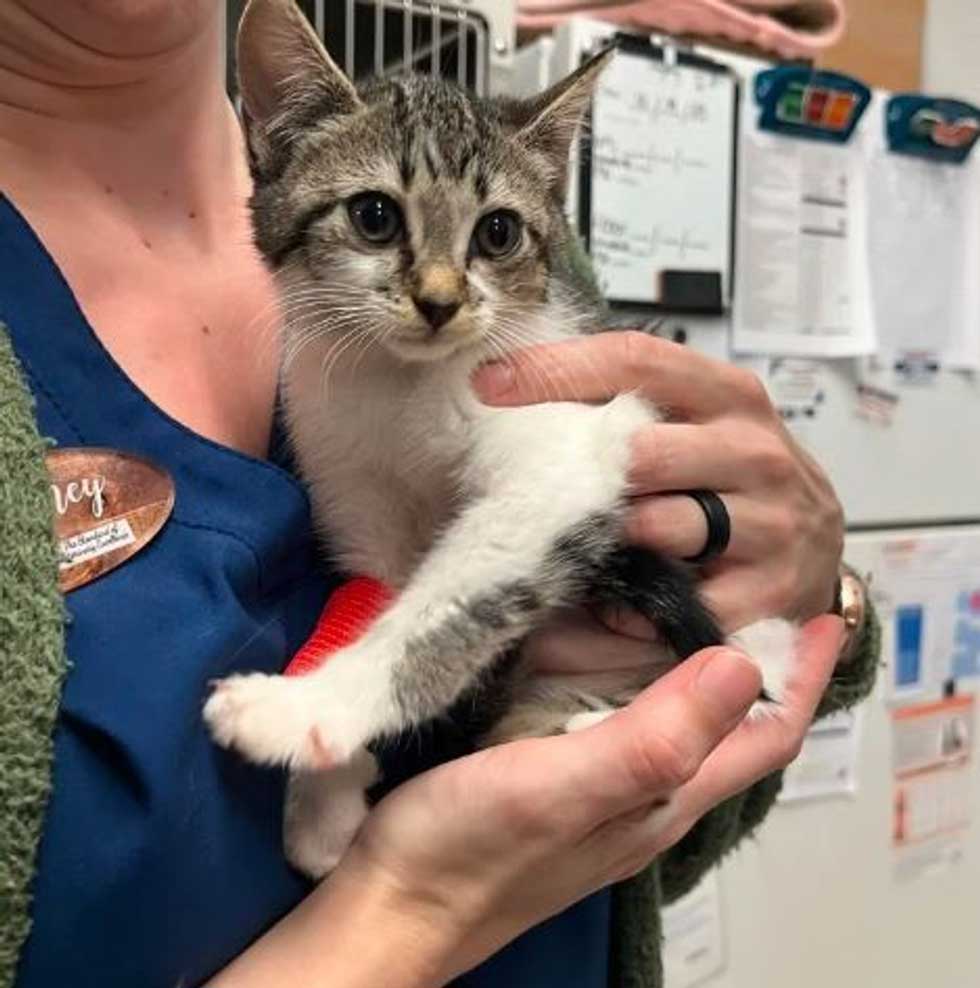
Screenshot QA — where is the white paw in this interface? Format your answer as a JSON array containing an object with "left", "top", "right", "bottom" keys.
[
  {"left": 284, "top": 753, "right": 377, "bottom": 879},
  {"left": 564, "top": 709, "right": 615, "bottom": 733},
  {"left": 729, "top": 618, "right": 799, "bottom": 714},
  {"left": 204, "top": 650, "right": 398, "bottom": 770},
  {"left": 204, "top": 672, "right": 334, "bottom": 768}
]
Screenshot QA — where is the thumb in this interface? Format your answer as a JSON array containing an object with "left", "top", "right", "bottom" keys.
[{"left": 562, "top": 645, "right": 762, "bottom": 820}]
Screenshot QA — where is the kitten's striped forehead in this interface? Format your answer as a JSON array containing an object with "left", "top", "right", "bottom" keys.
[
  {"left": 363, "top": 76, "right": 495, "bottom": 192},
  {"left": 251, "top": 74, "right": 551, "bottom": 268}
]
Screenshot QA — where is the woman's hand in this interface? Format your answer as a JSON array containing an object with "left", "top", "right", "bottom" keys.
[
  {"left": 212, "top": 617, "right": 843, "bottom": 988},
  {"left": 472, "top": 332, "right": 844, "bottom": 633}
]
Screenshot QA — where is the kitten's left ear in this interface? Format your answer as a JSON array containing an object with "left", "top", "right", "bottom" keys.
[
  {"left": 506, "top": 47, "right": 614, "bottom": 197},
  {"left": 236, "top": 0, "right": 362, "bottom": 177}
]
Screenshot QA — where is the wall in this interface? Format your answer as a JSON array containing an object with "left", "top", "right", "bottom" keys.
[
  {"left": 818, "top": 0, "right": 926, "bottom": 90},
  {"left": 923, "top": 0, "right": 980, "bottom": 101}
]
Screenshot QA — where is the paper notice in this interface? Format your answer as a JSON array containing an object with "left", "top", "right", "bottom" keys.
[
  {"left": 780, "top": 708, "right": 863, "bottom": 803},
  {"left": 662, "top": 870, "right": 726, "bottom": 987},
  {"left": 733, "top": 123, "right": 876, "bottom": 358},
  {"left": 891, "top": 695, "right": 974, "bottom": 883}
]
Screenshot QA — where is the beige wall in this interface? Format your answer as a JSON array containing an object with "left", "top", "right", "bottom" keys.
[
  {"left": 923, "top": 0, "right": 980, "bottom": 101},
  {"left": 818, "top": 0, "right": 926, "bottom": 91}
]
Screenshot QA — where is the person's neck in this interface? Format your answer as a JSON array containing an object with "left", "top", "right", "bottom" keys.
[{"left": 0, "top": 4, "right": 246, "bottom": 238}]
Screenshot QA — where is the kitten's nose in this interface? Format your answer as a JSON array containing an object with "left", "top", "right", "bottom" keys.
[{"left": 413, "top": 296, "right": 461, "bottom": 332}]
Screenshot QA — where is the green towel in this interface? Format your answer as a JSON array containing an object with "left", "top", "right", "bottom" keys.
[
  {"left": 0, "top": 324, "right": 67, "bottom": 986},
  {"left": 612, "top": 604, "right": 881, "bottom": 987},
  {"left": 0, "top": 319, "right": 880, "bottom": 987}
]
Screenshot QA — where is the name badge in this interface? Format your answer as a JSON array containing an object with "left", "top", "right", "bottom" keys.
[{"left": 45, "top": 447, "right": 175, "bottom": 592}]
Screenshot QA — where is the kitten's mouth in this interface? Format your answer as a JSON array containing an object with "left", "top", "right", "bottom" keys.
[{"left": 386, "top": 328, "right": 482, "bottom": 362}]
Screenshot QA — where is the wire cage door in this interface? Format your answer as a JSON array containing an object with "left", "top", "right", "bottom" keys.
[{"left": 227, "top": 0, "right": 490, "bottom": 96}]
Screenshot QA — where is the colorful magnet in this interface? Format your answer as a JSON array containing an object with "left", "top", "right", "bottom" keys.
[
  {"left": 756, "top": 66, "right": 870, "bottom": 144},
  {"left": 886, "top": 94, "right": 980, "bottom": 164}
]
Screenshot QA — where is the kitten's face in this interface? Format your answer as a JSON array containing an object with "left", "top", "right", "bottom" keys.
[
  {"left": 238, "top": 0, "right": 608, "bottom": 365},
  {"left": 259, "top": 80, "right": 560, "bottom": 363}
]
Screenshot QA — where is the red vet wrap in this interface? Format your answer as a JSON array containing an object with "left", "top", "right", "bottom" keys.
[{"left": 284, "top": 575, "right": 395, "bottom": 677}]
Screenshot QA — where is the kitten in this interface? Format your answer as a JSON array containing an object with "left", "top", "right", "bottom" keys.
[{"left": 204, "top": 0, "right": 797, "bottom": 878}]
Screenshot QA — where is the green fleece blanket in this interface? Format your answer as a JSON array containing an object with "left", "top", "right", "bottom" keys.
[
  {"left": 0, "top": 326, "right": 67, "bottom": 986},
  {"left": 0, "top": 320, "right": 880, "bottom": 987}
]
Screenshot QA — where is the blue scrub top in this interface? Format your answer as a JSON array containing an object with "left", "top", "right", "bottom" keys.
[{"left": 0, "top": 194, "right": 611, "bottom": 988}]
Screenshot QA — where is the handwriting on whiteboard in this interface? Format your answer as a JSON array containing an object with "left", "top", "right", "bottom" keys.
[
  {"left": 593, "top": 134, "right": 711, "bottom": 183},
  {"left": 588, "top": 50, "right": 735, "bottom": 303},
  {"left": 592, "top": 214, "right": 712, "bottom": 272}
]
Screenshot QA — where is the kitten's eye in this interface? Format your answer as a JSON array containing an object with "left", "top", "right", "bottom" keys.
[
  {"left": 472, "top": 210, "right": 522, "bottom": 259},
  {"left": 347, "top": 192, "right": 403, "bottom": 244}
]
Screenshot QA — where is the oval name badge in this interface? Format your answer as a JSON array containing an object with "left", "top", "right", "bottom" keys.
[{"left": 45, "top": 447, "right": 175, "bottom": 593}]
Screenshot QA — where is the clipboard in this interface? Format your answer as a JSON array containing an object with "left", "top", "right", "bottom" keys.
[{"left": 578, "top": 34, "right": 739, "bottom": 315}]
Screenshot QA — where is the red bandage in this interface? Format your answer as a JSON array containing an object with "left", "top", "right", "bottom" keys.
[{"left": 284, "top": 576, "right": 395, "bottom": 677}]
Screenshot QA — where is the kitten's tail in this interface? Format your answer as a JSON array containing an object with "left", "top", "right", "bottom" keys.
[{"left": 590, "top": 547, "right": 725, "bottom": 658}]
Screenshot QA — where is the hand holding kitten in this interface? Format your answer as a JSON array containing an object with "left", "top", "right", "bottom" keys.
[
  {"left": 473, "top": 330, "right": 844, "bottom": 633},
  {"left": 210, "top": 616, "right": 843, "bottom": 988}
]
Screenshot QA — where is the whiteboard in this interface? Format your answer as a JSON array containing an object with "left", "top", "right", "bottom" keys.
[{"left": 584, "top": 43, "right": 737, "bottom": 307}]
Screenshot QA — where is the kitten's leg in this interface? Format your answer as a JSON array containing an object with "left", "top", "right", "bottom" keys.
[
  {"left": 204, "top": 396, "right": 653, "bottom": 770},
  {"left": 283, "top": 746, "right": 378, "bottom": 879}
]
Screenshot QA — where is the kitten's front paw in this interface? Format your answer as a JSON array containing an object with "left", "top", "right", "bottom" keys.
[
  {"left": 729, "top": 618, "right": 799, "bottom": 715},
  {"left": 204, "top": 673, "right": 342, "bottom": 770}
]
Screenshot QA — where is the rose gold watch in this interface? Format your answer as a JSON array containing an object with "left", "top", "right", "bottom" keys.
[{"left": 833, "top": 563, "right": 867, "bottom": 664}]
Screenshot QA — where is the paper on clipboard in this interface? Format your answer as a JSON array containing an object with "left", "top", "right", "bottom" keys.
[
  {"left": 587, "top": 45, "right": 736, "bottom": 307},
  {"left": 732, "top": 96, "right": 876, "bottom": 358}
]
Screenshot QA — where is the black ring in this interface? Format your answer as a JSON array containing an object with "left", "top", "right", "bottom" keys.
[{"left": 682, "top": 490, "right": 731, "bottom": 565}]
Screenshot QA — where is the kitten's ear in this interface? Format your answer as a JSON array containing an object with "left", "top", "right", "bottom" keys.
[
  {"left": 507, "top": 48, "right": 614, "bottom": 196},
  {"left": 236, "top": 0, "right": 362, "bottom": 175}
]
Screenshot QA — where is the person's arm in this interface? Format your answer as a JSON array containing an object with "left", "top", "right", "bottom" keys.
[
  {"left": 209, "top": 618, "right": 844, "bottom": 988},
  {"left": 209, "top": 853, "right": 454, "bottom": 988}
]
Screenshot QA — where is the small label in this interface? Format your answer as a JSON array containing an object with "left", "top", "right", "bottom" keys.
[
  {"left": 767, "top": 358, "right": 825, "bottom": 421},
  {"left": 856, "top": 381, "right": 899, "bottom": 426},
  {"left": 45, "top": 447, "right": 175, "bottom": 592},
  {"left": 58, "top": 518, "right": 137, "bottom": 569}
]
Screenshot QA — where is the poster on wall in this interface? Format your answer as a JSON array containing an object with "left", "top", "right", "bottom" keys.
[
  {"left": 849, "top": 531, "right": 980, "bottom": 699},
  {"left": 891, "top": 694, "right": 975, "bottom": 883}
]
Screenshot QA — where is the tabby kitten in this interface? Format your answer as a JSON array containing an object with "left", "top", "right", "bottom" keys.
[{"left": 204, "top": 0, "right": 796, "bottom": 877}]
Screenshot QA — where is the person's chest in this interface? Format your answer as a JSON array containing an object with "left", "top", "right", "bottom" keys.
[{"left": 16, "top": 196, "right": 282, "bottom": 459}]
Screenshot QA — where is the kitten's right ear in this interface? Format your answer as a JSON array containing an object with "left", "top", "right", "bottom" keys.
[
  {"left": 236, "top": 0, "right": 362, "bottom": 175},
  {"left": 506, "top": 47, "right": 614, "bottom": 198}
]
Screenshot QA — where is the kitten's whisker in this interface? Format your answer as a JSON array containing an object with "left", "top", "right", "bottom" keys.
[
  {"left": 488, "top": 322, "right": 562, "bottom": 404},
  {"left": 320, "top": 327, "right": 375, "bottom": 402},
  {"left": 283, "top": 313, "right": 373, "bottom": 375}
]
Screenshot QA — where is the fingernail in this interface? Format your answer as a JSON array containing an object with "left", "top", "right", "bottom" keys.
[
  {"left": 472, "top": 361, "right": 515, "bottom": 400},
  {"left": 695, "top": 650, "right": 762, "bottom": 716}
]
